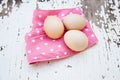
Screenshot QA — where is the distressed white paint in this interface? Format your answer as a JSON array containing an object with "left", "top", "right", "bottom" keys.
[{"left": 0, "top": 0, "right": 120, "bottom": 80}]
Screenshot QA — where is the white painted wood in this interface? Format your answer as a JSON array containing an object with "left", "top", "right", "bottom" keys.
[{"left": 0, "top": 0, "right": 120, "bottom": 80}]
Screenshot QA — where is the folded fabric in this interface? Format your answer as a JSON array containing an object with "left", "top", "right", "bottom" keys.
[{"left": 25, "top": 7, "right": 98, "bottom": 64}]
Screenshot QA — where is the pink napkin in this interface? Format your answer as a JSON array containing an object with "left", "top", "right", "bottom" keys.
[{"left": 25, "top": 7, "right": 98, "bottom": 64}]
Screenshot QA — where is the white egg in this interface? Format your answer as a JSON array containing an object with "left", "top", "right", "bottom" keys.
[
  {"left": 63, "top": 14, "right": 87, "bottom": 30},
  {"left": 44, "top": 16, "right": 64, "bottom": 39},
  {"left": 64, "top": 30, "right": 88, "bottom": 51}
]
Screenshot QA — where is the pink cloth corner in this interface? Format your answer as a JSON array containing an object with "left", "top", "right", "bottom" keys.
[{"left": 25, "top": 7, "right": 98, "bottom": 64}]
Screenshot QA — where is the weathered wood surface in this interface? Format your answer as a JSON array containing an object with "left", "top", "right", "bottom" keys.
[{"left": 0, "top": 0, "right": 120, "bottom": 80}]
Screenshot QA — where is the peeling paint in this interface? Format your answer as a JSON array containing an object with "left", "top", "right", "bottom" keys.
[{"left": 0, "top": 0, "right": 22, "bottom": 18}]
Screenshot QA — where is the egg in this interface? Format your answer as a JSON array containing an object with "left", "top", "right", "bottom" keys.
[
  {"left": 63, "top": 14, "right": 87, "bottom": 30},
  {"left": 64, "top": 30, "right": 88, "bottom": 51},
  {"left": 44, "top": 16, "right": 64, "bottom": 39}
]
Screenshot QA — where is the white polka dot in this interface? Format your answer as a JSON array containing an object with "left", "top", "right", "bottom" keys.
[
  {"left": 32, "top": 39, "right": 35, "bottom": 43},
  {"left": 44, "top": 43, "right": 48, "bottom": 46},
  {"left": 37, "top": 31, "right": 40, "bottom": 33},
  {"left": 56, "top": 56, "right": 60, "bottom": 59},
  {"left": 64, "top": 52, "right": 68, "bottom": 55},
  {"left": 35, "top": 28, "right": 40, "bottom": 33},
  {"left": 58, "top": 45, "right": 62, "bottom": 48},
  {"left": 75, "top": 8, "right": 79, "bottom": 10},
  {"left": 33, "top": 57, "right": 38, "bottom": 60},
  {"left": 38, "top": 15, "right": 42, "bottom": 18},
  {"left": 69, "top": 12, "right": 73, "bottom": 14},
  {"left": 50, "top": 48, "right": 54, "bottom": 52},
  {"left": 36, "top": 30, "right": 40, "bottom": 33},
  {"left": 28, "top": 33, "right": 32, "bottom": 37},
  {"left": 52, "top": 40, "right": 56, "bottom": 42},
  {"left": 61, "top": 13, "right": 65, "bottom": 16},
  {"left": 42, "top": 52, "right": 46, "bottom": 55},
  {"left": 38, "top": 22, "right": 42, "bottom": 26},
  {"left": 91, "top": 34, "right": 95, "bottom": 37},
  {"left": 85, "top": 28, "right": 89, "bottom": 31},
  {"left": 36, "top": 47, "right": 40, "bottom": 50},
  {"left": 40, "top": 37, "right": 43, "bottom": 40},
  {"left": 27, "top": 50, "right": 31, "bottom": 54}
]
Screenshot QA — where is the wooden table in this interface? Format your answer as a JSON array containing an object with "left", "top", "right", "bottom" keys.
[{"left": 0, "top": 0, "right": 120, "bottom": 80}]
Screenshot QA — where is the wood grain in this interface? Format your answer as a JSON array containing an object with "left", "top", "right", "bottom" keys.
[{"left": 0, "top": 0, "right": 120, "bottom": 80}]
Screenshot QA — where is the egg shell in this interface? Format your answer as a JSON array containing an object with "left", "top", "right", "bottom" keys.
[
  {"left": 64, "top": 30, "right": 88, "bottom": 51},
  {"left": 63, "top": 14, "right": 87, "bottom": 30},
  {"left": 44, "top": 16, "right": 64, "bottom": 39}
]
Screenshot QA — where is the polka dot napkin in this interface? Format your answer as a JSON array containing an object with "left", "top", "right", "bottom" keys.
[{"left": 25, "top": 7, "right": 98, "bottom": 64}]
